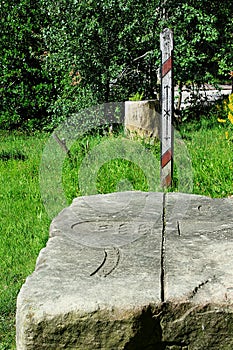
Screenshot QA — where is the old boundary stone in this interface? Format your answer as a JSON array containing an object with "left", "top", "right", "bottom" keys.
[
  {"left": 16, "top": 192, "right": 233, "bottom": 349},
  {"left": 124, "top": 100, "right": 160, "bottom": 139}
]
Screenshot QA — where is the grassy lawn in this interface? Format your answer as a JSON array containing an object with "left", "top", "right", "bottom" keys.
[
  {"left": 0, "top": 120, "right": 232, "bottom": 348},
  {"left": 0, "top": 132, "right": 50, "bottom": 349},
  {"left": 180, "top": 124, "right": 233, "bottom": 198}
]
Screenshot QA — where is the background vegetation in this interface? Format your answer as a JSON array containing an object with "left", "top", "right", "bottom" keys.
[
  {"left": 1, "top": 115, "right": 233, "bottom": 347},
  {"left": 0, "top": 0, "right": 233, "bottom": 348},
  {"left": 1, "top": 0, "right": 232, "bottom": 130}
]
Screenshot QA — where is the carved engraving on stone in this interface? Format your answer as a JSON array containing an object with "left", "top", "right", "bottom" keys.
[
  {"left": 71, "top": 221, "right": 153, "bottom": 248},
  {"left": 90, "top": 248, "right": 120, "bottom": 277}
]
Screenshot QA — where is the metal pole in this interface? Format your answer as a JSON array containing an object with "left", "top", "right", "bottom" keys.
[{"left": 160, "top": 28, "right": 174, "bottom": 188}]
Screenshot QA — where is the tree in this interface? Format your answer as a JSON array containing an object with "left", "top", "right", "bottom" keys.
[
  {"left": 0, "top": 0, "right": 53, "bottom": 130},
  {"left": 40, "top": 0, "right": 161, "bottom": 117},
  {"left": 158, "top": 0, "right": 233, "bottom": 116},
  {"left": 1, "top": 0, "right": 232, "bottom": 130},
  {"left": 161, "top": 0, "right": 232, "bottom": 83}
]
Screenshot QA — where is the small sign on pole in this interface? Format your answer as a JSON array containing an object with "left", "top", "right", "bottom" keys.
[{"left": 160, "top": 28, "right": 174, "bottom": 188}]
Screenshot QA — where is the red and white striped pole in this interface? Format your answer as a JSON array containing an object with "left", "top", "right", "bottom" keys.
[{"left": 160, "top": 28, "right": 174, "bottom": 188}]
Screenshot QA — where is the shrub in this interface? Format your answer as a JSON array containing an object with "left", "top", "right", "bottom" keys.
[
  {"left": 217, "top": 93, "right": 233, "bottom": 139},
  {"left": 0, "top": 0, "right": 53, "bottom": 131}
]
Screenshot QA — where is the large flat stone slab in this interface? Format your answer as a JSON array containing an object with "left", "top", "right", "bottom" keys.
[
  {"left": 16, "top": 191, "right": 164, "bottom": 349},
  {"left": 162, "top": 192, "right": 233, "bottom": 348},
  {"left": 164, "top": 192, "right": 233, "bottom": 303},
  {"left": 16, "top": 191, "right": 233, "bottom": 349}
]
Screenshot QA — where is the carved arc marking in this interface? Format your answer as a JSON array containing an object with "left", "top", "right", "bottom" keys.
[
  {"left": 90, "top": 248, "right": 120, "bottom": 278},
  {"left": 90, "top": 250, "right": 107, "bottom": 276}
]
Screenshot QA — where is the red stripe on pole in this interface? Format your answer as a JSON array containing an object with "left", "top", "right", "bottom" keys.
[
  {"left": 162, "top": 56, "right": 172, "bottom": 77},
  {"left": 160, "top": 28, "right": 174, "bottom": 188},
  {"left": 161, "top": 149, "right": 172, "bottom": 168},
  {"left": 163, "top": 174, "right": 172, "bottom": 187}
]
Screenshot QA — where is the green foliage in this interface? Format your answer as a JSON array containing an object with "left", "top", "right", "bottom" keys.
[
  {"left": 162, "top": 0, "right": 233, "bottom": 84},
  {"left": 162, "top": 0, "right": 233, "bottom": 120},
  {"left": 0, "top": 313, "right": 15, "bottom": 349},
  {"left": 0, "top": 0, "right": 53, "bottom": 131},
  {"left": 0, "top": 131, "right": 50, "bottom": 348},
  {"left": 62, "top": 131, "right": 161, "bottom": 201},
  {"left": 97, "top": 158, "right": 149, "bottom": 193},
  {"left": 1, "top": 121, "right": 233, "bottom": 345},
  {"left": 0, "top": 149, "right": 27, "bottom": 161},
  {"left": 1, "top": 0, "right": 233, "bottom": 130},
  {"left": 39, "top": 0, "right": 160, "bottom": 108},
  {"left": 184, "top": 127, "right": 233, "bottom": 198},
  {"left": 215, "top": 93, "right": 233, "bottom": 140},
  {"left": 129, "top": 91, "right": 144, "bottom": 101}
]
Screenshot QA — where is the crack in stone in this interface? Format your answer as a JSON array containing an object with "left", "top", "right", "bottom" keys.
[
  {"left": 177, "top": 220, "right": 181, "bottom": 236},
  {"left": 189, "top": 279, "right": 211, "bottom": 299}
]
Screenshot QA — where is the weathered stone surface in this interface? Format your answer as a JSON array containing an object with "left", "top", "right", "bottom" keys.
[
  {"left": 16, "top": 191, "right": 233, "bottom": 349},
  {"left": 160, "top": 302, "right": 233, "bottom": 349},
  {"left": 162, "top": 192, "right": 233, "bottom": 349},
  {"left": 164, "top": 192, "right": 233, "bottom": 303},
  {"left": 16, "top": 191, "right": 163, "bottom": 349},
  {"left": 125, "top": 100, "right": 160, "bottom": 139}
]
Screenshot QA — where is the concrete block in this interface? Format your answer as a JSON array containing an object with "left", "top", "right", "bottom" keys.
[{"left": 125, "top": 100, "right": 160, "bottom": 139}]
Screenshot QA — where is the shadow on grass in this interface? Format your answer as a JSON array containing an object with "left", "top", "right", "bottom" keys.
[{"left": 0, "top": 150, "right": 27, "bottom": 161}]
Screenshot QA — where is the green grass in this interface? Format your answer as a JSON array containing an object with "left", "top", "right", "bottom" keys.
[
  {"left": 62, "top": 133, "right": 161, "bottom": 200},
  {"left": 179, "top": 120, "right": 233, "bottom": 197},
  {"left": 0, "top": 121, "right": 232, "bottom": 348},
  {"left": 0, "top": 131, "right": 50, "bottom": 349}
]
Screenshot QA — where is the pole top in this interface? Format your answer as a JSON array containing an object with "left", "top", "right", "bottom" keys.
[{"left": 160, "top": 28, "right": 173, "bottom": 52}]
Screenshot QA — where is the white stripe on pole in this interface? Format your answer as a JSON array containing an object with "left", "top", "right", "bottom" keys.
[{"left": 160, "top": 28, "right": 174, "bottom": 188}]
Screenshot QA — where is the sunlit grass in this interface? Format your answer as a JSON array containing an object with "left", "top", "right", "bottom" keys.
[
  {"left": 0, "top": 131, "right": 50, "bottom": 349},
  {"left": 0, "top": 122, "right": 232, "bottom": 348},
  {"left": 183, "top": 126, "right": 233, "bottom": 197}
]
